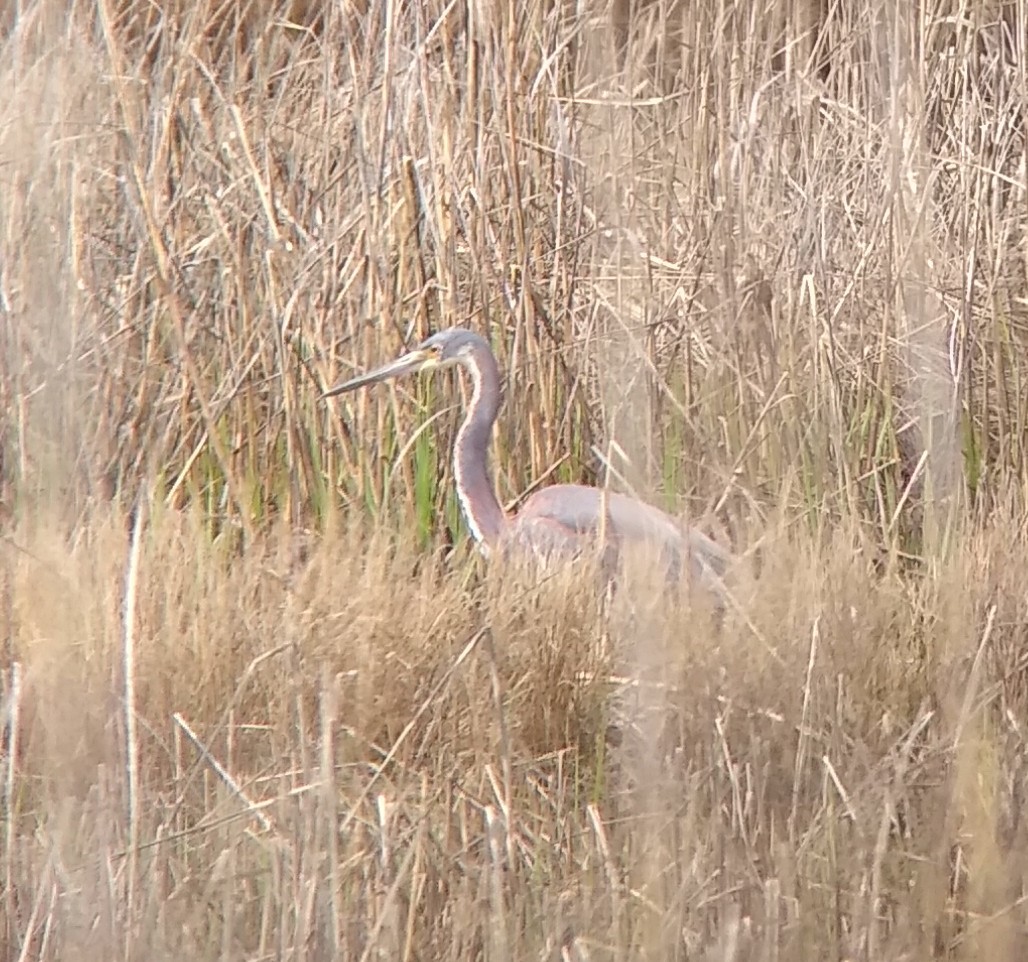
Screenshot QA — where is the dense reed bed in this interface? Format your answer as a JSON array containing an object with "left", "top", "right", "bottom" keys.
[{"left": 2, "top": 0, "right": 1028, "bottom": 958}]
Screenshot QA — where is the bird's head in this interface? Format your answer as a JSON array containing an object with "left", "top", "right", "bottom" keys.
[{"left": 322, "top": 328, "right": 488, "bottom": 397}]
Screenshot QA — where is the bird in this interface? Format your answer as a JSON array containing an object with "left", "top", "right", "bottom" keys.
[{"left": 323, "top": 328, "right": 730, "bottom": 599}]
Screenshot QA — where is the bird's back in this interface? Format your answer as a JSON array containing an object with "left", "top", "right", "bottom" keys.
[{"left": 509, "top": 484, "right": 730, "bottom": 594}]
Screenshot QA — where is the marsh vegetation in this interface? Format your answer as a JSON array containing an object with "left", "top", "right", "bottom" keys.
[{"left": 2, "top": 0, "right": 1028, "bottom": 958}]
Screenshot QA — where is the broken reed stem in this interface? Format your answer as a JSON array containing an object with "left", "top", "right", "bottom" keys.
[
  {"left": 172, "top": 713, "right": 274, "bottom": 834},
  {"left": 121, "top": 496, "right": 145, "bottom": 949},
  {"left": 4, "top": 661, "right": 21, "bottom": 950}
]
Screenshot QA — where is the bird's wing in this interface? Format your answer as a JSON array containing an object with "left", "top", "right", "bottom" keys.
[
  {"left": 515, "top": 484, "right": 731, "bottom": 587},
  {"left": 501, "top": 510, "right": 620, "bottom": 585},
  {"left": 503, "top": 512, "right": 584, "bottom": 559}
]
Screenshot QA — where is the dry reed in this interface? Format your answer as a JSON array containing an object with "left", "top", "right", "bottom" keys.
[{"left": 2, "top": 0, "right": 1028, "bottom": 958}]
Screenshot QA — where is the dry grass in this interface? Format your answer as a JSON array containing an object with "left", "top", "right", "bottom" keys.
[{"left": 3, "top": 0, "right": 1028, "bottom": 958}]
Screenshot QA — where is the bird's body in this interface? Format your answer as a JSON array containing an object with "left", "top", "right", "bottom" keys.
[{"left": 324, "top": 329, "right": 729, "bottom": 597}]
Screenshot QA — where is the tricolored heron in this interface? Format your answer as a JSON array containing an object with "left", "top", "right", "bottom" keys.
[{"left": 323, "top": 328, "right": 730, "bottom": 597}]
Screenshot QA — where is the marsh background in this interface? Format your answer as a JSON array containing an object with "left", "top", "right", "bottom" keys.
[{"left": 2, "top": 0, "right": 1028, "bottom": 958}]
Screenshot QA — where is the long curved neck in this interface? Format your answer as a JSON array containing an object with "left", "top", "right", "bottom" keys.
[{"left": 453, "top": 345, "right": 507, "bottom": 551}]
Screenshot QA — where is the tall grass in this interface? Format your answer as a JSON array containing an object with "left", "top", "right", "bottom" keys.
[{"left": 2, "top": 0, "right": 1028, "bottom": 958}]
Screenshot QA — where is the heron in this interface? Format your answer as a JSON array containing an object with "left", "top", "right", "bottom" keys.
[{"left": 323, "top": 328, "right": 730, "bottom": 599}]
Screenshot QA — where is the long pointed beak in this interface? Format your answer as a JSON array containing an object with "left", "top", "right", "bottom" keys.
[{"left": 322, "top": 349, "right": 432, "bottom": 398}]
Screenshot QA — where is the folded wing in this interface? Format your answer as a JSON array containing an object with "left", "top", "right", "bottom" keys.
[{"left": 505, "top": 483, "right": 730, "bottom": 601}]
